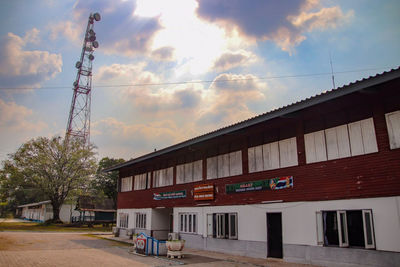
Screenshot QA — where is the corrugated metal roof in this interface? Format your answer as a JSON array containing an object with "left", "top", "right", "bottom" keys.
[
  {"left": 105, "top": 67, "right": 400, "bottom": 172},
  {"left": 76, "top": 196, "right": 115, "bottom": 211},
  {"left": 17, "top": 200, "right": 51, "bottom": 208}
]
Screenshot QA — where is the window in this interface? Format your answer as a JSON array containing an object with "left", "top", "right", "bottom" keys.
[
  {"left": 135, "top": 213, "right": 146, "bottom": 229},
  {"left": 177, "top": 160, "right": 202, "bottom": 184},
  {"left": 121, "top": 176, "right": 132, "bottom": 192},
  {"left": 207, "top": 151, "right": 242, "bottom": 179},
  {"left": 207, "top": 213, "right": 238, "bottom": 239},
  {"left": 179, "top": 213, "right": 197, "bottom": 233},
  {"left": 153, "top": 167, "right": 173, "bottom": 188},
  {"left": 248, "top": 137, "right": 298, "bottom": 173},
  {"left": 316, "top": 209, "right": 375, "bottom": 249},
  {"left": 385, "top": 110, "right": 400, "bottom": 149},
  {"left": 134, "top": 172, "right": 151, "bottom": 190},
  {"left": 119, "top": 213, "right": 129, "bottom": 228},
  {"left": 305, "top": 118, "right": 378, "bottom": 164}
]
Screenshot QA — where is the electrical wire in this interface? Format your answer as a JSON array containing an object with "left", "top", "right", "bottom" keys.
[{"left": 0, "top": 66, "right": 397, "bottom": 90}]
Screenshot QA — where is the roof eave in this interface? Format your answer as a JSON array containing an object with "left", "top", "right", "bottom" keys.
[{"left": 104, "top": 67, "right": 400, "bottom": 172}]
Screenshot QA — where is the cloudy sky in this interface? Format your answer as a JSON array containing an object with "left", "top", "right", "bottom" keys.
[{"left": 0, "top": 0, "right": 399, "bottom": 162}]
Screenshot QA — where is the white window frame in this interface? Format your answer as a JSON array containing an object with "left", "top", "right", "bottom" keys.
[
  {"left": 216, "top": 213, "right": 225, "bottom": 238},
  {"left": 135, "top": 213, "right": 146, "bottom": 229},
  {"left": 362, "top": 210, "right": 375, "bottom": 249},
  {"left": 152, "top": 167, "right": 173, "bottom": 188},
  {"left": 119, "top": 213, "right": 129, "bottom": 228},
  {"left": 316, "top": 211, "right": 324, "bottom": 245},
  {"left": 134, "top": 172, "right": 150, "bottom": 190},
  {"left": 179, "top": 212, "right": 197, "bottom": 234},
  {"left": 121, "top": 176, "right": 132, "bottom": 192},
  {"left": 213, "top": 213, "right": 238, "bottom": 240},
  {"left": 316, "top": 209, "right": 375, "bottom": 249},
  {"left": 337, "top": 210, "right": 349, "bottom": 247}
]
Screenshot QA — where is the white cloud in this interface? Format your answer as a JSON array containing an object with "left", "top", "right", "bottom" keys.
[
  {"left": 0, "top": 30, "right": 62, "bottom": 88},
  {"left": 0, "top": 99, "right": 44, "bottom": 131},
  {"left": 213, "top": 50, "right": 257, "bottom": 72},
  {"left": 97, "top": 62, "right": 160, "bottom": 85},
  {"left": 92, "top": 117, "right": 186, "bottom": 159},
  {"left": 49, "top": 20, "right": 81, "bottom": 43},
  {"left": 198, "top": 73, "right": 267, "bottom": 127},
  {"left": 290, "top": 6, "right": 354, "bottom": 32}
]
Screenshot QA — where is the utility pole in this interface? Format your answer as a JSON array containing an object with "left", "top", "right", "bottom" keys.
[{"left": 66, "top": 12, "right": 101, "bottom": 146}]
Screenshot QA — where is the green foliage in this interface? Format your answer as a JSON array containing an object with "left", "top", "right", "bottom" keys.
[
  {"left": 0, "top": 136, "right": 97, "bottom": 220},
  {"left": 0, "top": 160, "right": 47, "bottom": 217},
  {"left": 91, "top": 157, "right": 125, "bottom": 209}
]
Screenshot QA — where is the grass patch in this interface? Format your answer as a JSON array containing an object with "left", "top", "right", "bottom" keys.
[{"left": 0, "top": 221, "right": 113, "bottom": 232}]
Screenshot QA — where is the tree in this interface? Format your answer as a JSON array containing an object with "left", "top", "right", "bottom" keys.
[
  {"left": 91, "top": 157, "right": 125, "bottom": 209},
  {"left": 1, "top": 136, "right": 97, "bottom": 222},
  {"left": 0, "top": 158, "right": 49, "bottom": 217}
]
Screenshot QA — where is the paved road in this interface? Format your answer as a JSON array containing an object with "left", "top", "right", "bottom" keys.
[{"left": 0, "top": 232, "right": 317, "bottom": 267}]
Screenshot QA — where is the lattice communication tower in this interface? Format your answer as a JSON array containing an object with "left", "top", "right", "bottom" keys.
[{"left": 66, "top": 12, "right": 101, "bottom": 145}]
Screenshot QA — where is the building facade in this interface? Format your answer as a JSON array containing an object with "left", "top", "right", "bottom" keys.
[{"left": 108, "top": 69, "right": 400, "bottom": 266}]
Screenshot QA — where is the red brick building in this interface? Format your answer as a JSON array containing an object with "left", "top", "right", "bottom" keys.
[{"left": 107, "top": 68, "right": 400, "bottom": 266}]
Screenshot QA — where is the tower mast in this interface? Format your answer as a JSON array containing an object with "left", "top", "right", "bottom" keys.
[{"left": 66, "top": 12, "right": 101, "bottom": 145}]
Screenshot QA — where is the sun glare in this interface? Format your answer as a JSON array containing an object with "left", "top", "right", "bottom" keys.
[{"left": 136, "top": 0, "right": 228, "bottom": 76}]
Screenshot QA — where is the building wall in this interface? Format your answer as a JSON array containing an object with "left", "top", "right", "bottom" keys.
[
  {"left": 173, "top": 196, "right": 400, "bottom": 253},
  {"left": 115, "top": 196, "right": 400, "bottom": 265},
  {"left": 117, "top": 208, "right": 152, "bottom": 237},
  {"left": 117, "top": 85, "right": 400, "bottom": 210},
  {"left": 115, "top": 77, "right": 400, "bottom": 265}
]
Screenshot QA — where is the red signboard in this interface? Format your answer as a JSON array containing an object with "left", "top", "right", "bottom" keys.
[
  {"left": 194, "top": 184, "right": 214, "bottom": 201},
  {"left": 136, "top": 234, "right": 147, "bottom": 254}
]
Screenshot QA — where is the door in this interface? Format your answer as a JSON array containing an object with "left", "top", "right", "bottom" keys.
[
  {"left": 267, "top": 212, "right": 283, "bottom": 258},
  {"left": 169, "top": 213, "right": 173, "bottom": 232}
]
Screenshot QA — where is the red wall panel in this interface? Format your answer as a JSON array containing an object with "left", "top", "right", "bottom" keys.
[{"left": 117, "top": 81, "right": 400, "bottom": 209}]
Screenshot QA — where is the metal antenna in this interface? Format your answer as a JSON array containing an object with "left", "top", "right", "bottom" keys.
[
  {"left": 329, "top": 52, "right": 336, "bottom": 90},
  {"left": 66, "top": 13, "right": 101, "bottom": 146}
]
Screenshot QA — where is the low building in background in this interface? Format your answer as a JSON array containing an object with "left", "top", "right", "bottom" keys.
[
  {"left": 73, "top": 195, "right": 116, "bottom": 225},
  {"left": 106, "top": 68, "right": 400, "bottom": 266},
  {"left": 17, "top": 200, "right": 79, "bottom": 223}
]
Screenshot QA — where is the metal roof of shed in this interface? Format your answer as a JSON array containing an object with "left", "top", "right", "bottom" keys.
[
  {"left": 17, "top": 200, "right": 51, "bottom": 208},
  {"left": 105, "top": 67, "right": 400, "bottom": 172}
]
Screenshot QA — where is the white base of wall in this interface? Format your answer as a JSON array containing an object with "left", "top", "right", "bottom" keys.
[
  {"left": 284, "top": 244, "right": 400, "bottom": 267},
  {"left": 180, "top": 233, "right": 267, "bottom": 259}
]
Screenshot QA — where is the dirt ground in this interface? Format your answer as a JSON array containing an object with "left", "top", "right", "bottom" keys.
[{"left": 0, "top": 232, "right": 318, "bottom": 267}]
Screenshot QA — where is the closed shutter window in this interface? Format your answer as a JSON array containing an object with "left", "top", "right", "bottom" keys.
[{"left": 385, "top": 110, "right": 400, "bottom": 149}]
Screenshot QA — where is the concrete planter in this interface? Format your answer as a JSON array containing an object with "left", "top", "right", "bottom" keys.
[{"left": 166, "top": 240, "right": 185, "bottom": 251}]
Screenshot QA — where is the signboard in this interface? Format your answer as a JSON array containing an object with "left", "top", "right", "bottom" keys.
[
  {"left": 136, "top": 233, "right": 147, "bottom": 254},
  {"left": 194, "top": 184, "right": 214, "bottom": 201},
  {"left": 153, "top": 190, "right": 186, "bottom": 200},
  {"left": 226, "top": 176, "right": 293, "bottom": 194}
]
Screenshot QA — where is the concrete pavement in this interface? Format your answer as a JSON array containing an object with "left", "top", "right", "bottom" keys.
[{"left": 0, "top": 232, "right": 319, "bottom": 267}]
